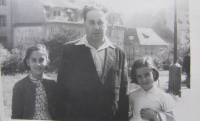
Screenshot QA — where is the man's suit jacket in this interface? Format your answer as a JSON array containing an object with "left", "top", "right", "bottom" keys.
[
  {"left": 11, "top": 76, "right": 56, "bottom": 119},
  {"left": 56, "top": 40, "right": 129, "bottom": 121},
  {"left": 182, "top": 55, "right": 190, "bottom": 73}
]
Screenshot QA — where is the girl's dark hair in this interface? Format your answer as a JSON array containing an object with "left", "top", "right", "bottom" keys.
[
  {"left": 82, "top": 4, "right": 108, "bottom": 21},
  {"left": 130, "top": 57, "right": 159, "bottom": 84},
  {"left": 23, "top": 44, "right": 49, "bottom": 71}
]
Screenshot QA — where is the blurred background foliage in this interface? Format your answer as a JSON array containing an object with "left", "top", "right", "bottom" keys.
[{"left": 1, "top": 27, "right": 189, "bottom": 75}]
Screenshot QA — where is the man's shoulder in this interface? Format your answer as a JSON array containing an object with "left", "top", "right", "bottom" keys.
[
  {"left": 62, "top": 39, "right": 82, "bottom": 52},
  {"left": 64, "top": 39, "right": 81, "bottom": 46}
]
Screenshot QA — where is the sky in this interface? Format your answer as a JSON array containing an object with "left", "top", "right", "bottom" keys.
[
  {"left": 87, "top": 0, "right": 188, "bottom": 12},
  {"left": 87, "top": 0, "right": 189, "bottom": 23}
]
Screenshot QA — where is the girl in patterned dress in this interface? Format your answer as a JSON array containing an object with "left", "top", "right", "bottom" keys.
[
  {"left": 11, "top": 44, "right": 56, "bottom": 120},
  {"left": 129, "top": 57, "right": 175, "bottom": 121}
]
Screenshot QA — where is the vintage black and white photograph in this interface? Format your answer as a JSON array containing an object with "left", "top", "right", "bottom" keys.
[{"left": 0, "top": 0, "right": 199, "bottom": 121}]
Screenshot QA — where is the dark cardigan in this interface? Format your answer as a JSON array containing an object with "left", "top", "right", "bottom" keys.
[{"left": 11, "top": 75, "right": 56, "bottom": 120}]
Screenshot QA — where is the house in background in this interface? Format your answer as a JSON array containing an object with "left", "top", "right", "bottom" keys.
[
  {"left": 107, "top": 12, "right": 123, "bottom": 26},
  {"left": 164, "top": 10, "right": 190, "bottom": 45},
  {"left": 123, "top": 3, "right": 189, "bottom": 66},
  {"left": 0, "top": 0, "right": 12, "bottom": 49},
  {"left": 40, "top": 0, "right": 84, "bottom": 22},
  {"left": 12, "top": 0, "right": 47, "bottom": 47},
  {"left": 106, "top": 12, "right": 125, "bottom": 48},
  {"left": 124, "top": 28, "right": 168, "bottom": 67},
  {"left": 1, "top": 0, "right": 126, "bottom": 49}
]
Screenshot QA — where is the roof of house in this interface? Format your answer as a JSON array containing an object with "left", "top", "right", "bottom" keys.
[
  {"left": 12, "top": 0, "right": 88, "bottom": 24},
  {"left": 39, "top": 0, "right": 86, "bottom": 10},
  {"left": 152, "top": 27, "right": 174, "bottom": 44},
  {"left": 124, "top": 28, "right": 139, "bottom": 45},
  {"left": 136, "top": 28, "right": 168, "bottom": 45}
]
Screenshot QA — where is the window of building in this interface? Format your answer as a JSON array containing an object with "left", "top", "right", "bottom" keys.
[
  {"left": 112, "top": 16, "right": 118, "bottom": 23},
  {"left": 0, "top": 15, "right": 6, "bottom": 27},
  {"left": 142, "top": 33, "right": 149, "bottom": 38},
  {"left": 53, "top": 11, "right": 61, "bottom": 16},
  {"left": 145, "top": 48, "right": 147, "bottom": 55},
  {"left": 54, "top": 11, "right": 57, "bottom": 16},
  {"left": 150, "top": 48, "right": 153, "bottom": 55},
  {"left": 50, "top": 27, "right": 55, "bottom": 33},
  {"left": 58, "top": 11, "right": 61, "bottom": 16},
  {"left": 144, "top": 48, "right": 152, "bottom": 55},
  {"left": 0, "top": 36, "right": 6, "bottom": 47},
  {"left": 0, "top": 0, "right": 6, "bottom": 5}
]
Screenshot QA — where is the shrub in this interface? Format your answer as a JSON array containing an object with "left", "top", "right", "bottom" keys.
[
  {"left": 0, "top": 44, "right": 11, "bottom": 64},
  {"left": 155, "top": 44, "right": 189, "bottom": 70},
  {"left": 151, "top": 55, "right": 162, "bottom": 70},
  {"left": 1, "top": 27, "right": 81, "bottom": 74},
  {"left": 1, "top": 44, "right": 27, "bottom": 75},
  {"left": 44, "top": 27, "right": 81, "bottom": 72}
]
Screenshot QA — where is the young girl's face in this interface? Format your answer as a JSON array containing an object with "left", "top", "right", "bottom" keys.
[
  {"left": 26, "top": 50, "right": 49, "bottom": 78},
  {"left": 136, "top": 67, "right": 154, "bottom": 91}
]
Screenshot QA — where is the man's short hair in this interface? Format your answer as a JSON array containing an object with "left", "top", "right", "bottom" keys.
[{"left": 82, "top": 4, "right": 108, "bottom": 21}]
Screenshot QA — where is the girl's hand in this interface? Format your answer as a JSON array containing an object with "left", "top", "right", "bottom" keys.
[{"left": 140, "top": 108, "right": 156, "bottom": 120}]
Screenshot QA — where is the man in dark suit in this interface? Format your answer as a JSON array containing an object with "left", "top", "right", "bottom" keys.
[
  {"left": 182, "top": 49, "right": 190, "bottom": 88},
  {"left": 56, "top": 4, "right": 129, "bottom": 121}
]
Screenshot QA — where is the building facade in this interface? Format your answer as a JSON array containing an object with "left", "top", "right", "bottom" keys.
[
  {"left": 3, "top": 0, "right": 125, "bottom": 49},
  {"left": 124, "top": 28, "right": 168, "bottom": 67},
  {"left": 0, "top": 0, "right": 12, "bottom": 49}
]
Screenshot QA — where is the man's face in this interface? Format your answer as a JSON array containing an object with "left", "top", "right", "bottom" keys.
[{"left": 85, "top": 10, "right": 107, "bottom": 42}]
